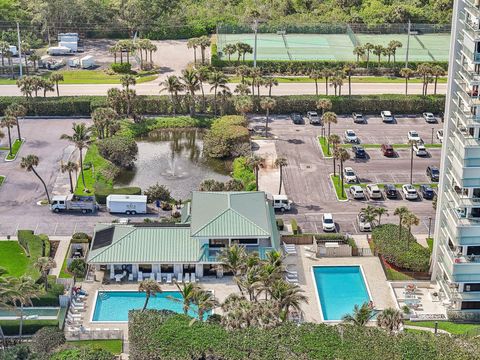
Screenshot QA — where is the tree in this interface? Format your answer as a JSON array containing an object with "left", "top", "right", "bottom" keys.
[
  {"left": 388, "top": 40, "right": 403, "bottom": 65},
  {"left": 170, "top": 282, "right": 201, "bottom": 315},
  {"left": 372, "top": 45, "right": 384, "bottom": 66},
  {"left": 0, "top": 115, "right": 17, "bottom": 156},
  {"left": 120, "top": 74, "right": 137, "bottom": 117},
  {"left": 198, "top": 36, "right": 211, "bottom": 64},
  {"left": 60, "top": 123, "right": 91, "bottom": 191},
  {"left": 34, "top": 257, "right": 56, "bottom": 290},
  {"left": 353, "top": 45, "right": 365, "bottom": 62},
  {"left": 40, "top": 79, "right": 55, "bottom": 97},
  {"left": 139, "top": 279, "right": 162, "bottom": 311},
  {"left": 5, "top": 50, "right": 14, "bottom": 79},
  {"left": 320, "top": 68, "right": 334, "bottom": 95},
  {"left": 160, "top": 75, "right": 184, "bottom": 116},
  {"left": 16, "top": 76, "right": 34, "bottom": 98},
  {"left": 67, "top": 258, "right": 86, "bottom": 279},
  {"left": 8, "top": 276, "right": 38, "bottom": 338},
  {"left": 187, "top": 37, "right": 199, "bottom": 63},
  {"left": 342, "top": 302, "right": 375, "bottom": 326},
  {"left": 309, "top": 70, "right": 321, "bottom": 96},
  {"left": 236, "top": 42, "right": 253, "bottom": 62},
  {"left": 337, "top": 148, "right": 350, "bottom": 198},
  {"left": 49, "top": 72, "right": 64, "bottom": 96},
  {"left": 374, "top": 207, "right": 389, "bottom": 225},
  {"left": 218, "top": 244, "right": 247, "bottom": 293},
  {"left": 97, "top": 136, "right": 138, "bottom": 168},
  {"left": 196, "top": 65, "right": 210, "bottom": 112},
  {"left": 260, "top": 97, "right": 276, "bottom": 138},
  {"left": 223, "top": 43, "right": 237, "bottom": 62},
  {"left": 377, "top": 307, "right": 403, "bottom": 333},
  {"left": 431, "top": 65, "right": 446, "bottom": 95},
  {"left": 0, "top": 41, "right": 8, "bottom": 67},
  {"left": 328, "top": 134, "right": 341, "bottom": 175},
  {"left": 330, "top": 75, "right": 344, "bottom": 96},
  {"left": 247, "top": 155, "right": 264, "bottom": 191},
  {"left": 343, "top": 63, "right": 355, "bottom": 96},
  {"left": 219, "top": 88, "right": 232, "bottom": 116},
  {"left": 234, "top": 83, "right": 251, "bottom": 96},
  {"left": 28, "top": 54, "right": 40, "bottom": 72},
  {"left": 316, "top": 98, "right": 332, "bottom": 116},
  {"left": 249, "top": 67, "right": 262, "bottom": 97},
  {"left": 408, "top": 139, "right": 416, "bottom": 184},
  {"left": 192, "top": 289, "right": 218, "bottom": 321},
  {"left": 21, "top": 154, "right": 51, "bottom": 203},
  {"left": 5, "top": 103, "right": 26, "bottom": 141},
  {"left": 399, "top": 67, "right": 415, "bottom": 95},
  {"left": 394, "top": 206, "right": 410, "bottom": 243},
  {"left": 363, "top": 43, "right": 374, "bottom": 68},
  {"left": 360, "top": 205, "right": 378, "bottom": 227},
  {"left": 417, "top": 63, "right": 433, "bottom": 96},
  {"left": 234, "top": 95, "right": 253, "bottom": 120},
  {"left": 180, "top": 68, "right": 200, "bottom": 115},
  {"left": 30, "top": 326, "right": 65, "bottom": 355},
  {"left": 263, "top": 76, "right": 278, "bottom": 96},
  {"left": 402, "top": 212, "right": 420, "bottom": 250},
  {"left": 322, "top": 111, "right": 337, "bottom": 154},
  {"left": 60, "top": 161, "right": 78, "bottom": 193},
  {"left": 91, "top": 107, "right": 118, "bottom": 139},
  {"left": 275, "top": 157, "right": 287, "bottom": 195},
  {"left": 144, "top": 183, "right": 171, "bottom": 203},
  {"left": 270, "top": 279, "right": 308, "bottom": 321},
  {"left": 209, "top": 70, "right": 228, "bottom": 116}
]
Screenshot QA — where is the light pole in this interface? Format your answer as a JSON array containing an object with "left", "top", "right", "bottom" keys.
[
  {"left": 431, "top": 127, "right": 434, "bottom": 144},
  {"left": 428, "top": 216, "right": 432, "bottom": 238},
  {"left": 16, "top": 22, "right": 23, "bottom": 78},
  {"left": 253, "top": 19, "right": 258, "bottom": 68},
  {"left": 405, "top": 20, "right": 411, "bottom": 69},
  {"left": 410, "top": 141, "right": 414, "bottom": 184}
]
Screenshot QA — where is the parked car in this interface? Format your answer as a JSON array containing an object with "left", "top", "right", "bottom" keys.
[
  {"left": 381, "top": 111, "right": 394, "bottom": 123},
  {"left": 423, "top": 112, "right": 437, "bottom": 123},
  {"left": 437, "top": 129, "right": 444, "bottom": 143},
  {"left": 383, "top": 184, "right": 398, "bottom": 199},
  {"left": 366, "top": 184, "right": 382, "bottom": 199},
  {"left": 426, "top": 165, "right": 440, "bottom": 182},
  {"left": 407, "top": 130, "right": 421, "bottom": 142},
  {"left": 291, "top": 113, "right": 303, "bottom": 124},
  {"left": 352, "top": 145, "right": 366, "bottom": 158},
  {"left": 322, "top": 213, "right": 336, "bottom": 232},
  {"left": 343, "top": 167, "right": 358, "bottom": 183},
  {"left": 420, "top": 184, "right": 435, "bottom": 200},
  {"left": 307, "top": 111, "right": 320, "bottom": 124},
  {"left": 352, "top": 112, "right": 366, "bottom": 124},
  {"left": 349, "top": 185, "right": 365, "bottom": 199},
  {"left": 357, "top": 213, "right": 371, "bottom": 232},
  {"left": 344, "top": 129, "right": 359, "bottom": 143},
  {"left": 271, "top": 194, "right": 292, "bottom": 212},
  {"left": 381, "top": 144, "right": 395, "bottom": 157},
  {"left": 413, "top": 143, "right": 428, "bottom": 156},
  {"left": 402, "top": 184, "right": 419, "bottom": 200}
]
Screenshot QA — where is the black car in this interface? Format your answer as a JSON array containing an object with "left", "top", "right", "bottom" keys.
[
  {"left": 352, "top": 145, "right": 366, "bottom": 158},
  {"left": 420, "top": 184, "right": 435, "bottom": 200},
  {"left": 291, "top": 113, "right": 303, "bottom": 124},
  {"left": 426, "top": 165, "right": 440, "bottom": 182},
  {"left": 384, "top": 184, "right": 397, "bottom": 199}
]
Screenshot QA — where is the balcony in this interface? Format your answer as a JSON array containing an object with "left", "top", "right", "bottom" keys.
[
  {"left": 463, "top": 19, "right": 480, "bottom": 41},
  {"left": 440, "top": 245, "right": 480, "bottom": 282},
  {"left": 445, "top": 188, "right": 480, "bottom": 207},
  {"left": 457, "top": 60, "right": 480, "bottom": 84},
  {"left": 463, "top": 0, "right": 480, "bottom": 18},
  {"left": 198, "top": 244, "right": 275, "bottom": 263}
]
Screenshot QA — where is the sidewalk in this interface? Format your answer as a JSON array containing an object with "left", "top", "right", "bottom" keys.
[{"left": 253, "top": 139, "right": 285, "bottom": 196}]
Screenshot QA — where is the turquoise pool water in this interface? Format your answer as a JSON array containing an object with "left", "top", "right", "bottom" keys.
[
  {"left": 92, "top": 291, "right": 208, "bottom": 322},
  {"left": 313, "top": 266, "right": 371, "bottom": 321},
  {"left": 0, "top": 307, "right": 59, "bottom": 319}
]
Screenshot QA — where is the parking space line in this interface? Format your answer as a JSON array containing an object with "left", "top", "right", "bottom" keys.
[
  {"left": 53, "top": 223, "right": 58, "bottom": 235},
  {"left": 352, "top": 221, "right": 359, "bottom": 234}
]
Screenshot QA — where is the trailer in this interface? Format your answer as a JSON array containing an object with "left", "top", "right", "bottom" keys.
[
  {"left": 47, "top": 46, "right": 71, "bottom": 55},
  {"left": 80, "top": 55, "right": 95, "bottom": 69},
  {"left": 59, "top": 41, "right": 78, "bottom": 52},
  {"left": 58, "top": 33, "right": 79, "bottom": 43},
  {"left": 106, "top": 195, "right": 147, "bottom": 215},
  {"left": 50, "top": 194, "right": 99, "bottom": 214},
  {"left": 8, "top": 45, "right": 18, "bottom": 56}
]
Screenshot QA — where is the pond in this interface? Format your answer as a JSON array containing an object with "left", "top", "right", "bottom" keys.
[{"left": 115, "top": 129, "right": 231, "bottom": 199}]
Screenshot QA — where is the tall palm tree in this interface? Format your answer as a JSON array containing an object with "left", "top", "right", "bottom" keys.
[
  {"left": 263, "top": 77, "right": 278, "bottom": 96},
  {"left": 5, "top": 103, "right": 27, "bottom": 141},
  {"left": 275, "top": 157, "right": 288, "bottom": 195},
  {"left": 353, "top": 45, "right": 366, "bottom": 63},
  {"left": 234, "top": 83, "right": 251, "bottom": 96},
  {"left": 218, "top": 88, "right": 232, "bottom": 116},
  {"left": 343, "top": 64, "right": 355, "bottom": 96},
  {"left": 16, "top": 76, "right": 33, "bottom": 98},
  {"left": 322, "top": 111, "right": 337, "bottom": 154},
  {"left": 260, "top": 97, "right": 276, "bottom": 137},
  {"left": 320, "top": 68, "right": 334, "bottom": 95},
  {"left": 60, "top": 161, "right": 78, "bottom": 193},
  {"left": 372, "top": 45, "right": 384, "bottom": 66},
  {"left": 361, "top": 205, "right": 378, "bottom": 227},
  {"left": 330, "top": 76, "right": 344, "bottom": 96},
  {"left": 198, "top": 36, "right": 211, "bottom": 64},
  {"left": 249, "top": 67, "right": 262, "bottom": 97},
  {"left": 0, "top": 41, "right": 8, "bottom": 67},
  {"left": 21, "top": 155, "right": 51, "bottom": 203},
  {"left": 34, "top": 257, "right": 56, "bottom": 291},
  {"left": 235, "top": 65, "right": 251, "bottom": 84},
  {"left": 342, "top": 302, "right": 375, "bottom": 326},
  {"left": 388, "top": 40, "right": 403, "bottom": 65},
  {"left": 91, "top": 107, "right": 118, "bottom": 139},
  {"left": 417, "top": 63, "right": 433, "bottom": 96},
  {"left": 374, "top": 207, "right": 389, "bottom": 225},
  {"left": 218, "top": 244, "right": 247, "bottom": 292},
  {"left": 363, "top": 43, "right": 374, "bottom": 69},
  {"left": 160, "top": 75, "right": 184, "bottom": 116},
  {"left": 431, "top": 65, "right": 446, "bottom": 95},
  {"left": 309, "top": 70, "right": 321, "bottom": 96},
  {"left": 8, "top": 276, "right": 38, "bottom": 339},
  {"left": 196, "top": 66, "right": 210, "bottom": 112},
  {"left": 233, "top": 95, "right": 253, "bottom": 120},
  {"left": 270, "top": 279, "right": 308, "bottom": 322},
  {"left": 399, "top": 68, "right": 415, "bottom": 95},
  {"left": 235, "top": 266, "right": 262, "bottom": 302},
  {"left": 180, "top": 68, "right": 200, "bottom": 115},
  {"left": 120, "top": 74, "right": 137, "bottom": 116},
  {"left": 377, "top": 307, "right": 403, "bottom": 333},
  {"left": 49, "top": 73, "right": 64, "bottom": 96},
  {"left": 222, "top": 44, "right": 237, "bottom": 62},
  {"left": 402, "top": 212, "right": 420, "bottom": 250},
  {"left": 169, "top": 282, "right": 201, "bottom": 315},
  {"left": 208, "top": 70, "right": 228, "bottom": 116},
  {"left": 138, "top": 279, "right": 162, "bottom": 311},
  {"left": 258, "top": 263, "right": 283, "bottom": 301},
  {"left": 316, "top": 98, "right": 332, "bottom": 116},
  {"left": 60, "top": 123, "right": 91, "bottom": 191},
  {"left": 247, "top": 155, "right": 265, "bottom": 191},
  {"left": 328, "top": 134, "right": 341, "bottom": 175},
  {"left": 192, "top": 289, "right": 218, "bottom": 321},
  {"left": 394, "top": 206, "right": 410, "bottom": 243},
  {"left": 337, "top": 148, "right": 350, "bottom": 198},
  {"left": 187, "top": 38, "right": 199, "bottom": 63},
  {"left": 41, "top": 79, "right": 55, "bottom": 97},
  {"left": 0, "top": 115, "right": 17, "bottom": 157}
]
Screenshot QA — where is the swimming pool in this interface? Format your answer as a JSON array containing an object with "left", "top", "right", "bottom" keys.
[
  {"left": 313, "top": 266, "right": 371, "bottom": 321},
  {"left": 92, "top": 291, "right": 208, "bottom": 322},
  {"left": 0, "top": 307, "right": 59, "bottom": 320}
]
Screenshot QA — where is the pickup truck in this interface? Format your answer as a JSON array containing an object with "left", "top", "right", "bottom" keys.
[{"left": 50, "top": 194, "right": 99, "bottom": 214}]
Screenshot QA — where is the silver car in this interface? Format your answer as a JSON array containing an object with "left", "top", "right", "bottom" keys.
[{"left": 357, "top": 213, "right": 372, "bottom": 232}]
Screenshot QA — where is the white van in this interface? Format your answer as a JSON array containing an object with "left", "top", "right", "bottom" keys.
[{"left": 272, "top": 195, "right": 292, "bottom": 212}]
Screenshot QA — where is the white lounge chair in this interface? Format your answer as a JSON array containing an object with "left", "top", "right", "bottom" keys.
[
  {"left": 285, "top": 277, "right": 299, "bottom": 285},
  {"left": 166, "top": 273, "right": 172, "bottom": 284},
  {"left": 305, "top": 252, "right": 316, "bottom": 260},
  {"left": 177, "top": 273, "right": 183, "bottom": 283},
  {"left": 156, "top": 273, "right": 162, "bottom": 283},
  {"left": 190, "top": 273, "right": 196, "bottom": 283},
  {"left": 304, "top": 246, "right": 316, "bottom": 253},
  {"left": 128, "top": 273, "right": 134, "bottom": 281},
  {"left": 285, "top": 268, "right": 298, "bottom": 276},
  {"left": 138, "top": 272, "right": 143, "bottom": 282},
  {"left": 150, "top": 273, "right": 155, "bottom": 280},
  {"left": 184, "top": 273, "right": 190, "bottom": 283},
  {"left": 71, "top": 303, "right": 85, "bottom": 310}
]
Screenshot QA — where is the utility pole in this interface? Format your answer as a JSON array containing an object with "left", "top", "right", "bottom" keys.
[
  {"left": 253, "top": 18, "right": 258, "bottom": 68},
  {"left": 405, "top": 20, "right": 411, "bottom": 69},
  {"left": 16, "top": 22, "right": 23, "bottom": 78}
]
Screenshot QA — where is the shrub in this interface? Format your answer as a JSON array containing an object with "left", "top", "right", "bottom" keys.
[
  {"left": 203, "top": 115, "right": 250, "bottom": 158},
  {"left": 111, "top": 63, "right": 132, "bottom": 74},
  {"left": 32, "top": 277, "right": 65, "bottom": 306},
  {"left": 17, "top": 229, "right": 35, "bottom": 256},
  {"left": 50, "top": 348, "right": 115, "bottom": 360},
  {"left": 314, "top": 234, "right": 346, "bottom": 241},
  {"left": 94, "top": 186, "right": 142, "bottom": 205},
  {"left": 290, "top": 219, "right": 299, "bottom": 234},
  {"left": 232, "top": 156, "right": 256, "bottom": 190},
  {"left": 0, "top": 320, "right": 58, "bottom": 336},
  {"left": 144, "top": 183, "right": 171, "bottom": 203},
  {"left": 71, "top": 232, "right": 92, "bottom": 243},
  {"left": 67, "top": 259, "right": 87, "bottom": 278},
  {"left": 372, "top": 224, "right": 430, "bottom": 272},
  {"left": 97, "top": 136, "right": 138, "bottom": 168},
  {"left": 276, "top": 219, "right": 284, "bottom": 231},
  {"left": 30, "top": 326, "right": 66, "bottom": 354}
]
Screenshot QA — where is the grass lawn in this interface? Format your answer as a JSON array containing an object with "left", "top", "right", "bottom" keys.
[
  {"left": 74, "top": 144, "right": 114, "bottom": 196},
  {"left": 66, "top": 340, "right": 123, "bottom": 354},
  {"left": 404, "top": 321, "right": 480, "bottom": 335},
  {"left": 58, "top": 252, "right": 73, "bottom": 279},
  {"left": 0, "top": 241, "right": 30, "bottom": 277},
  {"left": 0, "top": 175, "right": 4, "bottom": 187},
  {"left": 384, "top": 267, "right": 414, "bottom": 281},
  {"left": 426, "top": 237, "right": 434, "bottom": 252},
  {"left": 5, "top": 139, "right": 24, "bottom": 160},
  {"left": 228, "top": 76, "right": 448, "bottom": 84},
  {"left": 318, "top": 136, "right": 332, "bottom": 157},
  {"left": 330, "top": 174, "right": 348, "bottom": 200}
]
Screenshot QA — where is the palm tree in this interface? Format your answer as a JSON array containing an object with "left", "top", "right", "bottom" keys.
[
  {"left": 316, "top": 98, "right": 332, "bottom": 116},
  {"left": 160, "top": 75, "right": 184, "bottom": 116},
  {"left": 21, "top": 154, "right": 51, "bottom": 203},
  {"left": 198, "top": 36, "right": 211, "bottom": 64},
  {"left": 270, "top": 279, "right": 308, "bottom": 322},
  {"left": 0, "top": 115, "right": 17, "bottom": 156},
  {"left": 322, "top": 111, "right": 337, "bottom": 154},
  {"left": 342, "top": 302, "right": 375, "bottom": 326},
  {"left": 192, "top": 289, "right": 218, "bottom": 321},
  {"left": 92, "top": 107, "right": 118, "bottom": 139},
  {"left": 402, "top": 212, "right": 420, "bottom": 250},
  {"left": 49, "top": 73, "right": 64, "bottom": 96},
  {"left": 138, "top": 279, "right": 162, "bottom": 311},
  {"left": 219, "top": 88, "right": 232, "bottom": 115},
  {"left": 147, "top": 42, "right": 157, "bottom": 65},
  {"left": 234, "top": 83, "right": 251, "bottom": 96},
  {"left": 388, "top": 40, "right": 403, "bottom": 65},
  {"left": 235, "top": 266, "right": 262, "bottom": 302},
  {"left": 326, "top": 134, "right": 340, "bottom": 176},
  {"left": 218, "top": 244, "right": 247, "bottom": 292},
  {"left": 5, "top": 50, "right": 14, "bottom": 79},
  {"left": 60, "top": 123, "right": 91, "bottom": 191},
  {"left": 16, "top": 76, "right": 33, "bottom": 98},
  {"left": 235, "top": 65, "right": 251, "bottom": 84},
  {"left": 417, "top": 63, "right": 433, "bottom": 96},
  {"left": 353, "top": 45, "right": 366, "bottom": 63},
  {"left": 275, "top": 157, "right": 288, "bottom": 195},
  {"left": 408, "top": 139, "right": 417, "bottom": 184},
  {"left": 169, "top": 282, "right": 201, "bottom": 315},
  {"left": 120, "top": 74, "right": 137, "bottom": 116},
  {"left": 249, "top": 67, "right": 262, "bottom": 96},
  {"left": 377, "top": 307, "right": 403, "bottom": 333},
  {"left": 320, "top": 68, "right": 334, "bottom": 95},
  {"left": 5, "top": 103, "right": 27, "bottom": 141},
  {"left": 41, "top": 79, "right": 55, "bottom": 97},
  {"left": 263, "top": 77, "right": 278, "bottom": 96},
  {"left": 361, "top": 205, "right": 378, "bottom": 227},
  {"left": 372, "top": 45, "right": 384, "bottom": 66},
  {"left": 187, "top": 38, "right": 199, "bottom": 63},
  {"left": 0, "top": 41, "right": 8, "bottom": 67},
  {"left": 196, "top": 66, "right": 210, "bottom": 112},
  {"left": 180, "top": 68, "right": 200, "bottom": 115},
  {"left": 399, "top": 68, "right": 415, "bottom": 95},
  {"left": 394, "top": 206, "right": 410, "bottom": 243},
  {"left": 309, "top": 70, "right": 321, "bottom": 96},
  {"left": 233, "top": 95, "right": 253, "bottom": 120},
  {"left": 374, "top": 207, "right": 389, "bottom": 225},
  {"left": 34, "top": 257, "right": 56, "bottom": 290},
  {"left": 8, "top": 276, "right": 38, "bottom": 339},
  {"left": 343, "top": 64, "right": 355, "bottom": 96},
  {"left": 60, "top": 161, "right": 78, "bottom": 193},
  {"left": 247, "top": 155, "right": 265, "bottom": 191},
  {"left": 330, "top": 75, "right": 344, "bottom": 96},
  {"left": 260, "top": 97, "right": 276, "bottom": 138},
  {"left": 363, "top": 43, "right": 374, "bottom": 69},
  {"left": 431, "top": 65, "right": 446, "bottom": 95},
  {"left": 337, "top": 148, "right": 350, "bottom": 198},
  {"left": 208, "top": 71, "right": 228, "bottom": 116},
  {"left": 223, "top": 44, "right": 237, "bottom": 62}
]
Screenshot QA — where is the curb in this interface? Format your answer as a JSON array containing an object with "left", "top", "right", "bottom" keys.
[
  {"left": 317, "top": 136, "right": 333, "bottom": 159},
  {"left": 329, "top": 173, "right": 349, "bottom": 202},
  {"left": 0, "top": 175, "right": 5, "bottom": 190},
  {"left": 4, "top": 138, "right": 25, "bottom": 162}
]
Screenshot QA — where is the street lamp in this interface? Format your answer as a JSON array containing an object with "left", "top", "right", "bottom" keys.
[
  {"left": 428, "top": 216, "right": 432, "bottom": 238},
  {"left": 431, "top": 127, "right": 435, "bottom": 144}
]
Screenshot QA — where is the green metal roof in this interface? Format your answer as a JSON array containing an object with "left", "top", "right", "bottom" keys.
[
  {"left": 87, "top": 225, "right": 201, "bottom": 264},
  {"left": 190, "top": 192, "right": 272, "bottom": 238}
]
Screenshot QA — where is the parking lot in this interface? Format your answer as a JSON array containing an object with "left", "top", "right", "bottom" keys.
[{"left": 251, "top": 113, "right": 442, "bottom": 235}]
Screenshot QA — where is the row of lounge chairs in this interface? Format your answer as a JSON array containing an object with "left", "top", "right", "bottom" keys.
[{"left": 137, "top": 271, "right": 196, "bottom": 284}]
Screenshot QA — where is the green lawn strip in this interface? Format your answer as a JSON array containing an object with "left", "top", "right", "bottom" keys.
[
  {"left": 330, "top": 174, "right": 348, "bottom": 200},
  {"left": 318, "top": 136, "right": 332, "bottom": 157},
  {"left": 404, "top": 321, "right": 480, "bottom": 335},
  {"left": 74, "top": 144, "right": 114, "bottom": 196},
  {"left": 5, "top": 139, "right": 24, "bottom": 160},
  {"left": 426, "top": 237, "right": 434, "bottom": 252},
  {"left": 227, "top": 76, "right": 448, "bottom": 84},
  {"left": 0, "top": 241, "right": 30, "bottom": 277},
  {"left": 0, "top": 175, "right": 4, "bottom": 187},
  {"left": 66, "top": 340, "right": 123, "bottom": 354},
  {"left": 0, "top": 319, "right": 58, "bottom": 335},
  {"left": 385, "top": 267, "right": 414, "bottom": 281},
  {"left": 59, "top": 250, "right": 73, "bottom": 279}
]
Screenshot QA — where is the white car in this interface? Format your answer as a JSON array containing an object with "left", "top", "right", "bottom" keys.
[
  {"left": 357, "top": 213, "right": 371, "bottom": 232},
  {"left": 381, "top": 111, "right": 394, "bottom": 122},
  {"left": 402, "top": 184, "right": 418, "bottom": 200},
  {"left": 413, "top": 143, "right": 428, "bottom": 156},
  {"left": 349, "top": 185, "right": 365, "bottom": 199},
  {"left": 344, "top": 129, "right": 358, "bottom": 143},
  {"left": 407, "top": 130, "right": 421, "bottom": 143},
  {"left": 307, "top": 111, "right": 320, "bottom": 124},
  {"left": 366, "top": 184, "right": 382, "bottom": 199},
  {"left": 343, "top": 167, "right": 358, "bottom": 183},
  {"left": 437, "top": 129, "right": 444, "bottom": 143},
  {"left": 322, "top": 213, "right": 336, "bottom": 232},
  {"left": 423, "top": 112, "right": 436, "bottom": 123}
]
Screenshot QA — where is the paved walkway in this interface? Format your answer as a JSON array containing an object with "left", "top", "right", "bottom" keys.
[
  {"left": 252, "top": 139, "right": 285, "bottom": 196},
  {"left": 404, "top": 324, "right": 450, "bottom": 334},
  {"left": 50, "top": 238, "right": 71, "bottom": 277}
]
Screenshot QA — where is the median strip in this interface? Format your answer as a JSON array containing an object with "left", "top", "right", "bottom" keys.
[{"left": 4, "top": 138, "right": 25, "bottom": 161}]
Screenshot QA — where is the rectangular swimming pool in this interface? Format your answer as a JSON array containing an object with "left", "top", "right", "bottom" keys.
[
  {"left": 313, "top": 266, "right": 371, "bottom": 321},
  {"left": 92, "top": 291, "right": 208, "bottom": 322}
]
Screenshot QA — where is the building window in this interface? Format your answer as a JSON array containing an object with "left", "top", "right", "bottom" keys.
[
  {"left": 466, "top": 246, "right": 480, "bottom": 256},
  {"left": 464, "top": 283, "right": 480, "bottom": 292},
  {"left": 160, "top": 264, "right": 174, "bottom": 273},
  {"left": 209, "top": 239, "right": 228, "bottom": 248},
  {"left": 231, "top": 238, "right": 258, "bottom": 246},
  {"left": 461, "top": 301, "right": 480, "bottom": 310},
  {"left": 139, "top": 264, "right": 152, "bottom": 273}
]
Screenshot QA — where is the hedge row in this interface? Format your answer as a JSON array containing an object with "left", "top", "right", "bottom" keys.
[
  {"left": 95, "top": 186, "right": 142, "bottom": 205},
  {"left": 0, "top": 320, "right": 58, "bottom": 335},
  {"left": 0, "top": 95, "right": 446, "bottom": 117}
]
